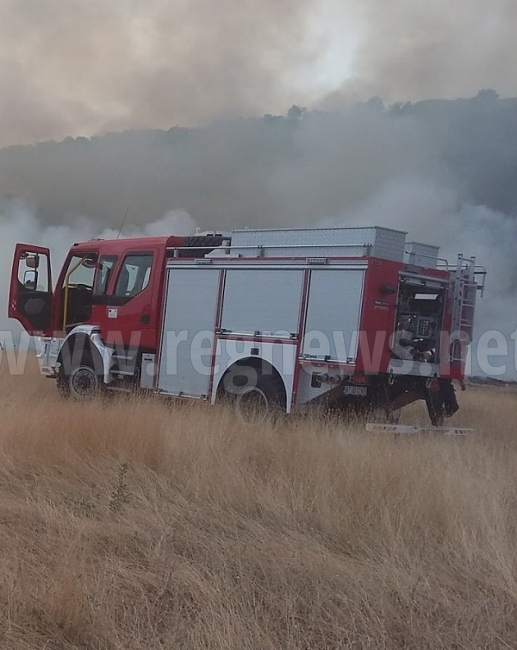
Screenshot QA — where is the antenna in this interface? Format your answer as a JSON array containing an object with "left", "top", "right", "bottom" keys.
[{"left": 116, "top": 206, "right": 130, "bottom": 240}]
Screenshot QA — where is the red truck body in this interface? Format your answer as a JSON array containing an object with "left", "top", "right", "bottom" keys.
[{"left": 8, "top": 226, "right": 485, "bottom": 425}]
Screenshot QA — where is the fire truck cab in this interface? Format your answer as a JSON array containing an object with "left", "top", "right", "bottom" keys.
[{"left": 9, "top": 226, "right": 485, "bottom": 425}]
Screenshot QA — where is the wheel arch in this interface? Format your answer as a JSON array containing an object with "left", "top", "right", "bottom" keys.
[
  {"left": 215, "top": 356, "right": 288, "bottom": 410},
  {"left": 56, "top": 327, "right": 113, "bottom": 382}
]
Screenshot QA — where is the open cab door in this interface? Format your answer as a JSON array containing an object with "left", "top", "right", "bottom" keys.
[{"left": 9, "top": 244, "right": 53, "bottom": 335}]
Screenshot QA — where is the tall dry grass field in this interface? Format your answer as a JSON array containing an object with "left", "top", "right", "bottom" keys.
[{"left": 0, "top": 357, "right": 516, "bottom": 649}]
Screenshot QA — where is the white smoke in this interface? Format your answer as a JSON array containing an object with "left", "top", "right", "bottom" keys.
[
  {"left": 0, "top": 199, "right": 198, "bottom": 342},
  {"left": 128, "top": 210, "right": 197, "bottom": 238},
  {"left": 322, "top": 177, "right": 517, "bottom": 378}
]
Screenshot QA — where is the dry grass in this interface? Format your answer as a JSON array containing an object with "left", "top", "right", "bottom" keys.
[{"left": 0, "top": 357, "right": 517, "bottom": 649}]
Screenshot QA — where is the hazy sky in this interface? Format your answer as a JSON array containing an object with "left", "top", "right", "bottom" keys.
[{"left": 1, "top": 0, "right": 516, "bottom": 147}]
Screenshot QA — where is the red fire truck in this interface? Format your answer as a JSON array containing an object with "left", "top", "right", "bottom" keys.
[{"left": 9, "top": 226, "right": 485, "bottom": 425}]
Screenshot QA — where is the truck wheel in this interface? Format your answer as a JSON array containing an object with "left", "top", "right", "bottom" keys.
[
  {"left": 58, "top": 353, "right": 103, "bottom": 400},
  {"left": 230, "top": 374, "right": 286, "bottom": 425},
  {"left": 371, "top": 406, "right": 401, "bottom": 424}
]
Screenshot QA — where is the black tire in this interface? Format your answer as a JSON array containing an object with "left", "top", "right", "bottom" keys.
[
  {"left": 57, "top": 347, "right": 104, "bottom": 400},
  {"left": 226, "top": 373, "right": 286, "bottom": 425},
  {"left": 370, "top": 405, "right": 401, "bottom": 424}
]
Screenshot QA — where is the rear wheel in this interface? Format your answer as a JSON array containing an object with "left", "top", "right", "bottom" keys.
[
  {"left": 371, "top": 406, "right": 401, "bottom": 424},
  {"left": 223, "top": 371, "right": 286, "bottom": 425}
]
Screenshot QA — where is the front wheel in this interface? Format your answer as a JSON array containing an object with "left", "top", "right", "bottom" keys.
[{"left": 57, "top": 355, "right": 103, "bottom": 400}]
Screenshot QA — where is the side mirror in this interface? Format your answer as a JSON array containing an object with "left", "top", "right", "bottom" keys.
[
  {"left": 82, "top": 257, "right": 97, "bottom": 269},
  {"left": 24, "top": 270, "right": 37, "bottom": 291},
  {"left": 25, "top": 254, "right": 40, "bottom": 269}
]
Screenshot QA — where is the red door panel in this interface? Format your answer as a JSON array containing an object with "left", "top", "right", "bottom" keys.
[
  {"left": 9, "top": 244, "right": 53, "bottom": 335},
  {"left": 100, "top": 251, "right": 157, "bottom": 350}
]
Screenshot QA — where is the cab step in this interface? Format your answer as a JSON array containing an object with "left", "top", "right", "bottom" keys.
[{"left": 106, "top": 385, "right": 132, "bottom": 393}]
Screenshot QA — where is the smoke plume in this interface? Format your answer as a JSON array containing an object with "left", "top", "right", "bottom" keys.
[
  {"left": 1, "top": 0, "right": 517, "bottom": 147},
  {"left": 318, "top": 0, "right": 517, "bottom": 107},
  {"left": 0, "top": 0, "right": 315, "bottom": 148}
]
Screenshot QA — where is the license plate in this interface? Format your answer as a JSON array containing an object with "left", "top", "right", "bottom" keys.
[{"left": 343, "top": 385, "right": 367, "bottom": 397}]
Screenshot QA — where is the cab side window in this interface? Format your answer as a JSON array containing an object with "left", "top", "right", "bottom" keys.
[
  {"left": 114, "top": 254, "right": 153, "bottom": 298},
  {"left": 94, "top": 255, "right": 118, "bottom": 295},
  {"left": 62, "top": 254, "right": 97, "bottom": 291}
]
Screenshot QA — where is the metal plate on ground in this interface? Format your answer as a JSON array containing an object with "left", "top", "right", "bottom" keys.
[{"left": 366, "top": 423, "right": 474, "bottom": 436}]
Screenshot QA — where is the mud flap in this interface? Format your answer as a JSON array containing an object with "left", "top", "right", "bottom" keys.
[
  {"left": 424, "top": 381, "right": 445, "bottom": 427},
  {"left": 440, "top": 379, "right": 459, "bottom": 417}
]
